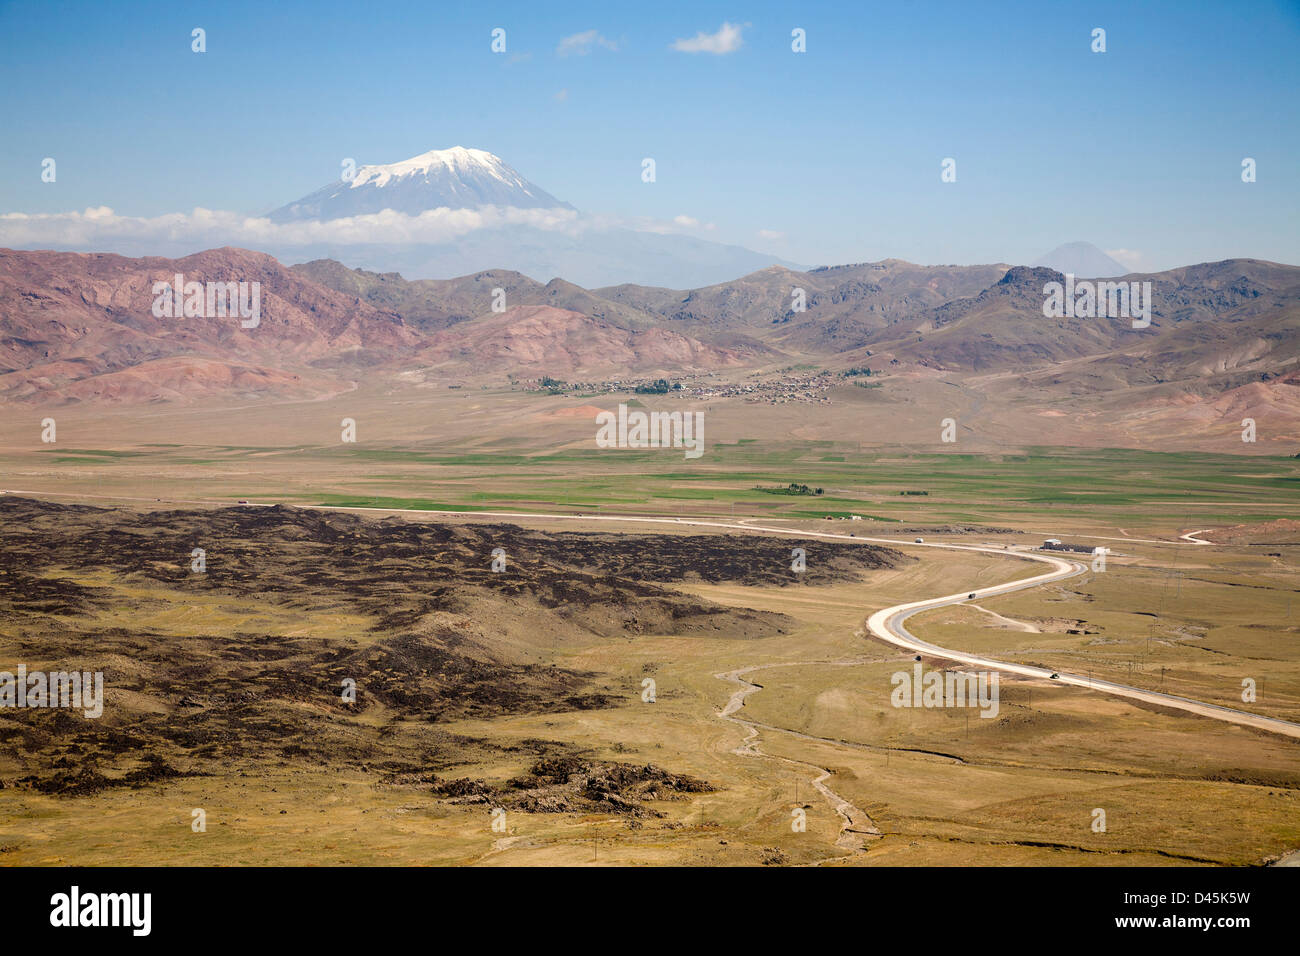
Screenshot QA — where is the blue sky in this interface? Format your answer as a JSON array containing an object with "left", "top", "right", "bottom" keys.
[{"left": 1, "top": 0, "right": 1297, "bottom": 271}]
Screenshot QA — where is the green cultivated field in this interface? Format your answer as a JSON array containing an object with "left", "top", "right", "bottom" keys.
[{"left": 5, "top": 441, "right": 1296, "bottom": 536}]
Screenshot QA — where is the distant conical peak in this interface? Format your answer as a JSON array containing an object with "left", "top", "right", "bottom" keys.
[{"left": 349, "top": 147, "right": 524, "bottom": 190}]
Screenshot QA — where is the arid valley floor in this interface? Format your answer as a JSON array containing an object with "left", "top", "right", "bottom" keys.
[{"left": 1, "top": 385, "right": 1297, "bottom": 866}]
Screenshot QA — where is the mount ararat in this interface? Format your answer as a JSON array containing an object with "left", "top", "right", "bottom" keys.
[{"left": 262, "top": 145, "right": 802, "bottom": 287}]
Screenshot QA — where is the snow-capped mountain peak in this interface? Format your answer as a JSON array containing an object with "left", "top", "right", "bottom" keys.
[
  {"left": 349, "top": 147, "right": 522, "bottom": 190},
  {"left": 263, "top": 145, "right": 800, "bottom": 285},
  {"left": 269, "top": 146, "right": 573, "bottom": 222}
]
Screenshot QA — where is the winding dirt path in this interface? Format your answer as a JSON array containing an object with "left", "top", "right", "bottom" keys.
[
  {"left": 715, "top": 661, "right": 880, "bottom": 858},
  {"left": 965, "top": 603, "right": 1041, "bottom": 632}
]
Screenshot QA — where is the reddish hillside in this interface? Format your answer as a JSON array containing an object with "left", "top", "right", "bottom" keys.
[{"left": 0, "top": 247, "right": 419, "bottom": 403}]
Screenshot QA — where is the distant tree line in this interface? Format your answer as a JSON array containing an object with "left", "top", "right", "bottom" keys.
[
  {"left": 756, "top": 482, "right": 824, "bottom": 496},
  {"left": 634, "top": 378, "right": 682, "bottom": 394}
]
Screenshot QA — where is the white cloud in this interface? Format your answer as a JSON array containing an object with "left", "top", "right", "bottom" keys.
[
  {"left": 757, "top": 229, "right": 784, "bottom": 241},
  {"left": 0, "top": 205, "right": 744, "bottom": 258},
  {"left": 671, "top": 22, "right": 745, "bottom": 54},
  {"left": 557, "top": 29, "right": 617, "bottom": 56},
  {"left": 0, "top": 205, "right": 584, "bottom": 249}
]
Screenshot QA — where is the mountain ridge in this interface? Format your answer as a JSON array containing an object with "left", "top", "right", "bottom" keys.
[{"left": 4, "top": 246, "right": 1298, "bottom": 452}]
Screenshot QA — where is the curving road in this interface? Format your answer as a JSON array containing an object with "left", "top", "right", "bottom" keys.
[
  {"left": 7, "top": 489, "right": 1296, "bottom": 739},
  {"left": 862, "top": 545, "right": 1300, "bottom": 739},
  {"left": 283, "top": 504, "right": 1298, "bottom": 740}
]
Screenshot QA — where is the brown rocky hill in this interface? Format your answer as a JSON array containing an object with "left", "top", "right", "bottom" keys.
[
  {"left": 598, "top": 260, "right": 1010, "bottom": 343},
  {"left": 292, "top": 260, "right": 671, "bottom": 334},
  {"left": 0, "top": 247, "right": 420, "bottom": 403},
  {"left": 861, "top": 259, "right": 1300, "bottom": 449},
  {"left": 874, "top": 260, "right": 1300, "bottom": 384},
  {"left": 298, "top": 257, "right": 1010, "bottom": 348},
  {"left": 414, "top": 304, "right": 758, "bottom": 376},
  {"left": 291, "top": 260, "right": 763, "bottom": 374},
  {"left": 290, "top": 259, "right": 547, "bottom": 333}
]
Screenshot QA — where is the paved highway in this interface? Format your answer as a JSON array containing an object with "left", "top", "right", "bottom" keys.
[{"left": 7, "top": 489, "right": 1297, "bottom": 738}]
